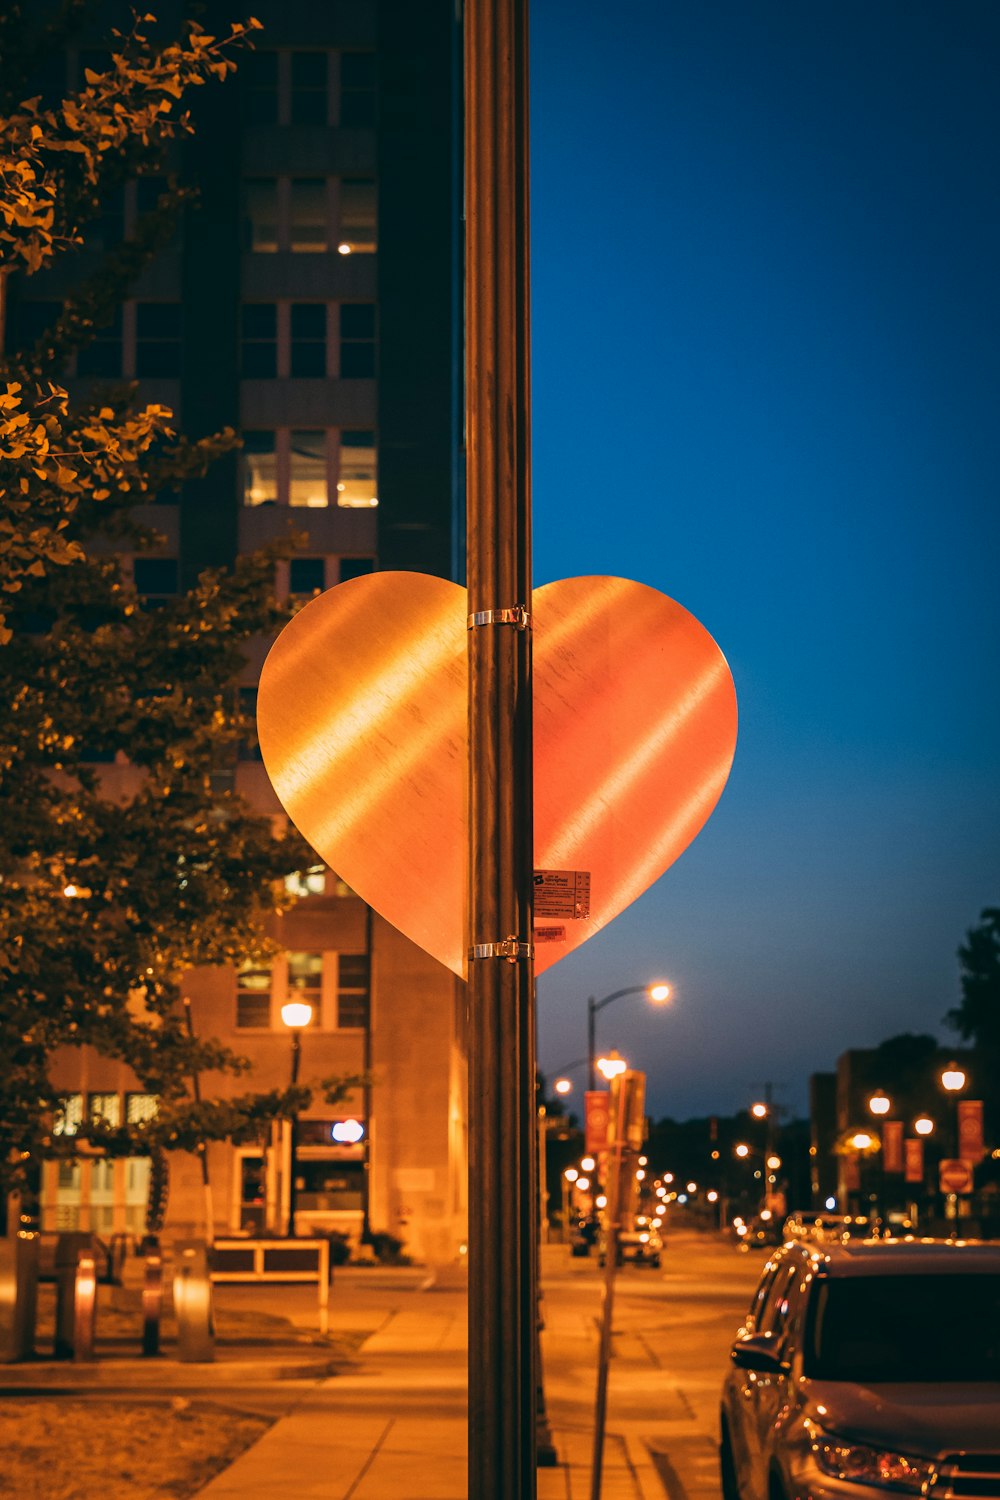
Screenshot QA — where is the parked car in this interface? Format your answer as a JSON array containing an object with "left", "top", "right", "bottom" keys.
[
  {"left": 720, "top": 1238, "right": 1000, "bottom": 1500},
  {"left": 783, "top": 1212, "right": 873, "bottom": 1244},
  {"left": 598, "top": 1213, "right": 663, "bottom": 1269}
]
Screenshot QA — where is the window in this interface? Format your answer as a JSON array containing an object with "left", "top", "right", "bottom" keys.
[
  {"left": 285, "top": 865, "right": 327, "bottom": 897},
  {"left": 238, "top": 686, "right": 262, "bottom": 762},
  {"left": 290, "top": 431, "right": 327, "bottom": 507},
  {"left": 53, "top": 1094, "right": 84, "bottom": 1136},
  {"left": 290, "top": 179, "right": 328, "bottom": 252},
  {"left": 290, "top": 303, "right": 327, "bottom": 377},
  {"left": 242, "top": 431, "right": 278, "bottom": 506},
  {"left": 236, "top": 963, "right": 272, "bottom": 1028},
  {"left": 289, "top": 557, "right": 326, "bottom": 596},
  {"left": 337, "top": 952, "right": 370, "bottom": 1029},
  {"left": 87, "top": 185, "right": 125, "bottom": 252},
  {"left": 340, "top": 52, "right": 376, "bottom": 127},
  {"left": 242, "top": 49, "right": 278, "bottom": 125},
  {"left": 338, "top": 430, "right": 377, "bottom": 508},
  {"left": 240, "top": 428, "right": 377, "bottom": 508},
  {"left": 340, "top": 558, "right": 375, "bottom": 583},
  {"left": 125, "top": 1093, "right": 159, "bottom": 1125},
  {"left": 242, "top": 304, "right": 278, "bottom": 377},
  {"left": 297, "top": 1161, "right": 363, "bottom": 1212},
  {"left": 291, "top": 51, "right": 328, "bottom": 125},
  {"left": 77, "top": 308, "right": 122, "bottom": 378},
  {"left": 9, "top": 299, "right": 61, "bottom": 355},
  {"left": 340, "top": 304, "right": 375, "bottom": 378},
  {"left": 136, "top": 176, "right": 168, "bottom": 218},
  {"left": 287, "top": 952, "right": 322, "bottom": 1024},
  {"left": 89, "top": 1093, "right": 121, "bottom": 1127},
  {"left": 133, "top": 557, "right": 179, "bottom": 602},
  {"left": 338, "top": 179, "right": 376, "bottom": 255},
  {"left": 244, "top": 179, "right": 279, "bottom": 252},
  {"left": 135, "top": 303, "right": 181, "bottom": 377}
]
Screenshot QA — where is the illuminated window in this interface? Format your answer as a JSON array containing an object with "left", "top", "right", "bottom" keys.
[
  {"left": 244, "top": 179, "right": 279, "bottom": 252},
  {"left": 236, "top": 963, "right": 272, "bottom": 1028},
  {"left": 242, "top": 431, "right": 278, "bottom": 506},
  {"left": 340, "top": 303, "right": 375, "bottom": 378},
  {"left": 337, "top": 953, "right": 369, "bottom": 1029},
  {"left": 125, "top": 1093, "right": 159, "bottom": 1124},
  {"left": 285, "top": 865, "right": 327, "bottom": 897},
  {"left": 289, "top": 431, "right": 328, "bottom": 507},
  {"left": 89, "top": 1093, "right": 121, "bottom": 1127},
  {"left": 340, "top": 52, "right": 375, "bottom": 127},
  {"left": 53, "top": 1094, "right": 84, "bottom": 1136},
  {"left": 291, "top": 51, "right": 328, "bottom": 125},
  {"left": 290, "top": 179, "right": 328, "bottom": 252},
  {"left": 287, "top": 952, "right": 322, "bottom": 1022},
  {"left": 339, "top": 179, "right": 376, "bottom": 254},
  {"left": 338, "top": 430, "right": 377, "bottom": 508}
]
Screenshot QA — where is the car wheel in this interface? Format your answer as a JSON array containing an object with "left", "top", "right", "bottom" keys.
[{"left": 720, "top": 1420, "right": 741, "bottom": 1500}]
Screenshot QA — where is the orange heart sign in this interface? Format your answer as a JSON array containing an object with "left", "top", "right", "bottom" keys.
[{"left": 257, "top": 573, "right": 737, "bottom": 978}]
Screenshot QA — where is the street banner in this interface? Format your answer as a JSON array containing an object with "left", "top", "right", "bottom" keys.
[
  {"left": 584, "top": 1091, "right": 610, "bottom": 1155},
  {"left": 882, "top": 1119, "right": 904, "bottom": 1174},
  {"left": 958, "top": 1099, "right": 985, "bottom": 1163},
  {"left": 904, "top": 1137, "right": 924, "bottom": 1184}
]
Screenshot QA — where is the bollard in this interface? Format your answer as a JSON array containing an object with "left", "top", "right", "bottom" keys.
[
  {"left": 53, "top": 1232, "right": 94, "bottom": 1358},
  {"left": 73, "top": 1250, "right": 97, "bottom": 1363},
  {"left": 0, "top": 1235, "right": 40, "bottom": 1363},
  {"left": 142, "top": 1250, "right": 163, "bottom": 1357},
  {"left": 172, "top": 1240, "right": 214, "bottom": 1363}
]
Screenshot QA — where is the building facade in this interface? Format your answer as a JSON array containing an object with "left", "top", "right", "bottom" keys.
[{"left": 17, "top": 0, "right": 469, "bottom": 1264}]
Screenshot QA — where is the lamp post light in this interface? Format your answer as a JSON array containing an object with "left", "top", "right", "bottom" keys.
[
  {"left": 596, "top": 1050, "right": 628, "bottom": 1082},
  {"left": 281, "top": 1000, "right": 313, "bottom": 1237},
  {"left": 587, "top": 983, "right": 670, "bottom": 1091},
  {"left": 553, "top": 1078, "right": 572, "bottom": 1097},
  {"left": 914, "top": 1116, "right": 934, "bottom": 1136},
  {"left": 940, "top": 1063, "right": 967, "bottom": 1159},
  {"left": 867, "top": 1092, "right": 891, "bottom": 1228}
]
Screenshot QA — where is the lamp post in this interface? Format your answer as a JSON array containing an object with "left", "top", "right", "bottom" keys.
[
  {"left": 940, "top": 1062, "right": 967, "bottom": 1158},
  {"left": 281, "top": 1000, "right": 313, "bottom": 1237},
  {"left": 867, "top": 1091, "right": 891, "bottom": 1228},
  {"left": 587, "top": 983, "right": 670, "bottom": 1091}
]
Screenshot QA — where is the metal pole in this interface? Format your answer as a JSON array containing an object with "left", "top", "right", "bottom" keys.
[
  {"left": 591, "top": 1078, "right": 629, "bottom": 1500},
  {"left": 361, "top": 903, "right": 374, "bottom": 1244},
  {"left": 287, "top": 1031, "right": 301, "bottom": 1238},
  {"left": 465, "top": 0, "right": 536, "bottom": 1493},
  {"left": 588, "top": 997, "right": 596, "bottom": 1092}
]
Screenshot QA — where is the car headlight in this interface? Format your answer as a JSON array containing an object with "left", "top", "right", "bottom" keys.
[{"left": 813, "top": 1435, "right": 934, "bottom": 1493}]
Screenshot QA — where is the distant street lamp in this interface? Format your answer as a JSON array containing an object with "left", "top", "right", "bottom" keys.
[
  {"left": 554, "top": 1078, "right": 572, "bottom": 1096},
  {"left": 587, "top": 983, "right": 670, "bottom": 1090},
  {"left": 868, "top": 1091, "right": 891, "bottom": 1116},
  {"left": 940, "top": 1063, "right": 968, "bottom": 1158},
  {"left": 281, "top": 1000, "right": 313, "bottom": 1237},
  {"left": 866, "top": 1093, "right": 892, "bottom": 1227},
  {"left": 914, "top": 1116, "right": 934, "bottom": 1137},
  {"left": 750, "top": 1102, "right": 768, "bottom": 1121},
  {"left": 596, "top": 1051, "right": 628, "bottom": 1082}
]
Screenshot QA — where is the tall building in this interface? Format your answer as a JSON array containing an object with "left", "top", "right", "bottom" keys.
[{"left": 13, "top": 0, "right": 469, "bottom": 1263}]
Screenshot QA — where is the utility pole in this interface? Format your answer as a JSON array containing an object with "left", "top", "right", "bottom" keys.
[{"left": 465, "top": 0, "right": 536, "bottom": 1496}]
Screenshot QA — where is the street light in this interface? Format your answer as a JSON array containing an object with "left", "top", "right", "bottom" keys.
[
  {"left": 587, "top": 983, "right": 670, "bottom": 1090},
  {"left": 281, "top": 1000, "right": 313, "bottom": 1236},
  {"left": 868, "top": 1091, "right": 891, "bottom": 1116},
  {"left": 914, "top": 1116, "right": 934, "bottom": 1137},
  {"left": 553, "top": 1078, "right": 572, "bottom": 1096},
  {"left": 750, "top": 1102, "right": 768, "bottom": 1121},
  {"left": 596, "top": 1050, "right": 627, "bottom": 1081},
  {"left": 941, "top": 1062, "right": 967, "bottom": 1158}
]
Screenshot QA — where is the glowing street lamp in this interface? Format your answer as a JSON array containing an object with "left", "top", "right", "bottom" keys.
[
  {"left": 734, "top": 1142, "right": 750, "bottom": 1159},
  {"left": 554, "top": 1078, "right": 572, "bottom": 1096},
  {"left": 868, "top": 1091, "right": 891, "bottom": 1116},
  {"left": 596, "top": 1051, "right": 627, "bottom": 1081},
  {"left": 281, "top": 999, "right": 313, "bottom": 1237},
  {"left": 914, "top": 1116, "right": 934, "bottom": 1137},
  {"left": 940, "top": 1062, "right": 967, "bottom": 1158},
  {"left": 587, "top": 982, "right": 671, "bottom": 1089},
  {"left": 750, "top": 1102, "right": 768, "bottom": 1121}
]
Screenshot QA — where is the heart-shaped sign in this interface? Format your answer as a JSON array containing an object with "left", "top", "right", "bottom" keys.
[{"left": 257, "top": 573, "right": 737, "bottom": 978}]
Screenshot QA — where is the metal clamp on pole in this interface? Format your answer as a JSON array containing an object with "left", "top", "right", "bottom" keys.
[
  {"left": 467, "top": 606, "right": 532, "bottom": 630},
  {"left": 469, "top": 937, "right": 534, "bottom": 963}
]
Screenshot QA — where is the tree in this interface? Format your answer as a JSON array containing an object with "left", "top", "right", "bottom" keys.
[
  {"left": 946, "top": 908, "right": 1000, "bottom": 1055},
  {"left": 0, "top": 10, "right": 351, "bottom": 1207}
]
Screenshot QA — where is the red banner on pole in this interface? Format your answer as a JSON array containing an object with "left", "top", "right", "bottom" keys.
[
  {"left": 958, "top": 1099, "right": 985, "bottom": 1164},
  {"left": 904, "top": 1137, "right": 924, "bottom": 1184},
  {"left": 584, "top": 1091, "right": 610, "bottom": 1156},
  {"left": 844, "top": 1155, "right": 861, "bottom": 1192},
  {"left": 882, "top": 1120, "right": 904, "bottom": 1174}
]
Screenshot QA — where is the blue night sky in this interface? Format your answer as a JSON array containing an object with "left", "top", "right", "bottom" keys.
[{"left": 529, "top": 1, "right": 1000, "bottom": 1121}]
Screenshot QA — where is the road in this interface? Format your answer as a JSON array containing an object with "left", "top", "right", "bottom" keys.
[{"left": 540, "top": 1229, "right": 762, "bottom": 1499}]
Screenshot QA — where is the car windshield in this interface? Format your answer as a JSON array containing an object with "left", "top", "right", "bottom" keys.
[{"left": 806, "top": 1273, "right": 1000, "bottom": 1382}]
